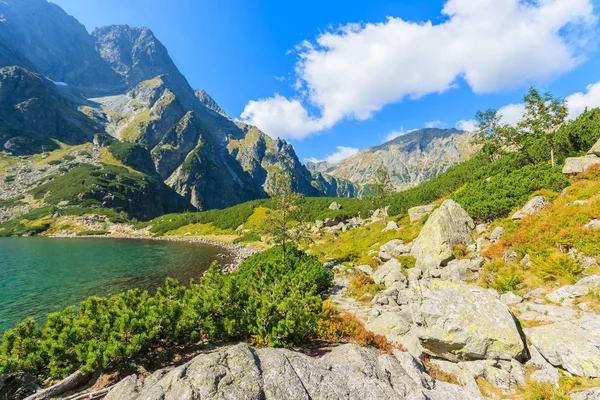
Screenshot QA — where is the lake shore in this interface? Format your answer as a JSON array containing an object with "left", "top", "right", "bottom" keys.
[{"left": 45, "top": 233, "right": 261, "bottom": 272}]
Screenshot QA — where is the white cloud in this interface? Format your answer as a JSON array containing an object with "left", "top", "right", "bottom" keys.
[
  {"left": 320, "top": 146, "right": 360, "bottom": 164},
  {"left": 425, "top": 120, "right": 446, "bottom": 129},
  {"left": 384, "top": 127, "right": 418, "bottom": 142},
  {"left": 566, "top": 81, "right": 600, "bottom": 118},
  {"left": 456, "top": 119, "right": 477, "bottom": 131},
  {"left": 240, "top": 94, "right": 330, "bottom": 140},
  {"left": 497, "top": 103, "right": 527, "bottom": 125},
  {"left": 241, "top": 0, "right": 596, "bottom": 139},
  {"left": 454, "top": 79, "right": 600, "bottom": 129}
]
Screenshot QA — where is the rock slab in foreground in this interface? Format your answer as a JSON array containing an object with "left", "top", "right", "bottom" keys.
[
  {"left": 105, "top": 343, "right": 482, "bottom": 400},
  {"left": 410, "top": 280, "right": 526, "bottom": 362},
  {"left": 410, "top": 200, "right": 475, "bottom": 273},
  {"left": 524, "top": 314, "right": 600, "bottom": 378}
]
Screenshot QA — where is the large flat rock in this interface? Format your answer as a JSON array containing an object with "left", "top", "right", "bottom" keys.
[
  {"left": 524, "top": 314, "right": 600, "bottom": 378},
  {"left": 104, "top": 342, "right": 481, "bottom": 399},
  {"left": 410, "top": 280, "right": 526, "bottom": 362}
]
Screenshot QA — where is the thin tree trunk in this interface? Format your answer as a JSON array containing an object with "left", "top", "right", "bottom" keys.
[
  {"left": 24, "top": 370, "right": 90, "bottom": 400},
  {"left": 551, "top": 147, "right": 555, "bottom": 168},
  {"left": 63, "top": 385, "right": 114, "bottom": 400}
]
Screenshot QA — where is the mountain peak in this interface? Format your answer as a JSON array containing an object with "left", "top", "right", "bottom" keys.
[
  {"left": 194, "top": 89, "right": 229, "bottom": 118},
  {"left": 92, "top": 24, "right": 181, "bottom": 91}
]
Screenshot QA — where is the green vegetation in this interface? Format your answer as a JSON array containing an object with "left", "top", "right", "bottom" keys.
[
  {"left": 369, "top": 165, "right": 393, "bottom": 223},
  {"left": 263, "top": 173, "right": 311, "bottom": 259},
  {"left": 76, "top": 230, "right": 107, "bottom": 236},
  {"left": 108, "top": 141, "right": 156, "bottom": 175},
  {"left": 0, "top": 207, "right": 127, "bottom": 237},
  {"left": 232, "top": 233, "right": 261, "bottom": 244},
  {"left": 453, "top": 159, "right": 569, "bottom": 221},
  {"left": 386, "top": 107, "right": 600, "bottom": 222},
  {"left": 0, "top": 246, "right": 332, "bottom": 378}
]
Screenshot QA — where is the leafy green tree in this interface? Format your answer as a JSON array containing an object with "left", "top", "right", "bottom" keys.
[
  {"left": 369, "top": 165, "right": 393, "bottom": 223},
  {"left": 263, "top": 173, "right": 310, "bottom": 259},
  {"left": 474, "top": 109, "right": 518, "bottom": 160},
  {"left": 517, "top": 88, "right": 568, "bottom": 167}
]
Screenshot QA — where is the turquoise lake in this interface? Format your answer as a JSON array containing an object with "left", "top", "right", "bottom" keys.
[{"left": 0, "top": 237, "right": 233, "bottom": 333}]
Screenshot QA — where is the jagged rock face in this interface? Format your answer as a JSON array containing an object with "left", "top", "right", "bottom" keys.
[
  {"left": 93, "top": 25, "right": 184, "bottom": 92},
  {"left": 105, "top": 342, "right": 480, "bottom": 400},
  {"left": 326, "top": 128, "right": 478, "bottom": 192},
  {"left": 194, "top": 89, "right": 229, "bottom": 118},
  {"left": 0, "top": 0, "right": 121, "bottom": 93},
  {"left": 305, "top": 160, "right": 333, "bottom": 173},
  {"left": 0, "top": 0, "right": 356, "bottom": 211},
  {"left": 0, "top": 66, "right": 100, "bottom": 154}
]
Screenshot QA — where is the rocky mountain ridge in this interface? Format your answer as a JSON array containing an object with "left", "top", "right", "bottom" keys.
[
  {"left": 0, "top": 0, "right": 357, "bottom": 213},
  {"left": 322, "top": 128, "right": 478, "bottom": 193}
]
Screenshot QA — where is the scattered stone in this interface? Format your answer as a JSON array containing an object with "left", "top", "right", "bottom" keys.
[
  {"left": 500, "top": 292, "right": 523, "bottom": 305},
  {"left": 475, "top": 224, "right": 489, "bottom": 235},
  {"left": 511, "top": 196, "right": 549, "bottom": 220},
  {"left": 380, "top": 239, "right": 410, "bottom": 256},
  {"left": 476, "top": 237, "right": 490, "bottom": 252},
  {"left": 571, "top": 200, "right": 589, "bottom": 206},
  {"left": 430, "top": 268, "right": 442, "bottom": 278},
  {"left": 576, "top": 275, "right": 600, "bottom": 289},
  {"left": 490, "top": 226, "right": 505, "bottom": 241},
  {"left": 356, "top": 264, "right": 374, "bottom": 275},
  {"left": 383, "top": 220, "right": 399, "bottom": 231},
  {"left": 428, "top": 359, "right": 481, "bottom": 396},
  {"left": 410, "top": 280, "right": 526, "bottom": 362},
  {"left": 502, "top": 250, "right": 518, "bottom": 262},
  {"left": 440, "top": 259, "right": 473, "bottom": 283},
  {"left": 563, "top": 155, "right": 600, "bottom": 175},
  {"left": 580, "top": 257, "right": 599, "bottom": 269},
  {"left": 366, "top": 311, "right": 411, "bottom": 338},
  {"left": 328, "top": 201, "right": 342, "bottom": 210},
  {"left": 408, "top": 205, "right": 435, "bottom": 224},
  {"left": 407, "top": 268, "right": 422, "bottom": 282},
  {"left": 585, "top": 219, "right": 600, "bottom": 230},
  {"left": 396, "top": 289, "right": 412, "bottom": 305},
  {"left": 523, "top": 288, "right": 546, "bottom": 299},
  {"left": 570, "top": 387, "right": 600, "bottom": 400},
  {"left": 411, "top": 200, "right": 475, "bottom": 273},
  {"left": 372, "top": 259, "right": 407, "bottom": 288},
  {"left": 530, "top": 368, "right": 560, "bottom": 386},
  {"left": 520, "top": 254, "right": 532, "bottom": 266},
  {"left": 546, "top": 285, "right": 589, "bottom": 304},
  {"left": 378, "top": 251, "right": 393, "bottom": 262}
]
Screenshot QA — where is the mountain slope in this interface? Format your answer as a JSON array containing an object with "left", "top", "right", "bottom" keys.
[
  {"left": 326, "top": 128, "right": 478, "bottom": 192},
  {"left": 0, "top": 0, "right": 356, "bottom": 213},
  {"left": 0, "top": 66, "right": 103, "bottom": 155}
]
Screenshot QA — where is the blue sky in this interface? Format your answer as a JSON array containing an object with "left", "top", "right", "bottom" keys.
[{"left": 53, "top": 0, "right": 600, "bottom": 163}]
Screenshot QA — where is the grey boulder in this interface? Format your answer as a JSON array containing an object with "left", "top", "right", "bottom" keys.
[
  {"left": 411, "top": 200, "right": 475, "bottom": 273},
  {"left": 511, "top": 196, "right": 548, "bottom": 220},
  {"left": 410, "top": 280, "right": 526, "bottom": 362},
  {"left": 524, "top": 314, "right": 600, "bottom": 377},
  {"left": 408, "top": 205, "right": 435, "bottom": 224}
]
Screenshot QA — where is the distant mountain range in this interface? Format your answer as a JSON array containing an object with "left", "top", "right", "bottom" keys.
[
  {"left": 309, "top": 128, "right": 478, "bottom": 195},
  {"left": 0, "top": 0, "right": 477, "bottom": 216}
]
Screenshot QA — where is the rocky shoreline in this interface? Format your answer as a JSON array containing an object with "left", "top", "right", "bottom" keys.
[{"left": 44, "top": 233, "right": 260, "bottom": 272}]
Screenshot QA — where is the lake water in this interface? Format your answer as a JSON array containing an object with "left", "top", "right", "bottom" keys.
[{"left": 0, "top": 237, "right": 233, "bottom": 333}]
